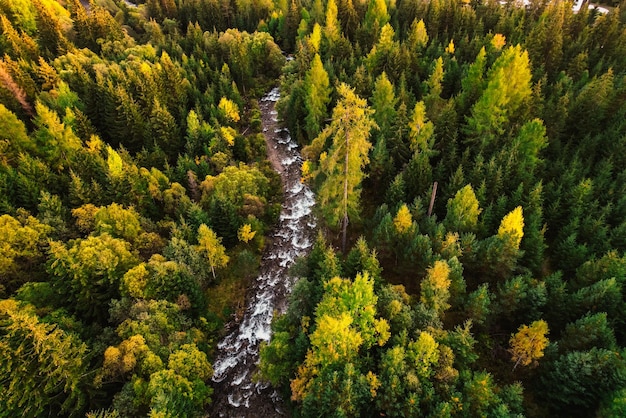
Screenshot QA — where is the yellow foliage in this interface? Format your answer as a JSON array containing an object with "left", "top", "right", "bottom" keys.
[
  {"left": 441, "top": 232, "right": 461, "bottom": 257},
  {"left": 509, "top": 320, "right": 549, "bottom": 369},
  {"left": 237, "top": 224, "right": 256, "bottom": 243},
  {"left": 498, "top": 206, "right": 524, "bottom": 249},
  {"left": 309, "top": 23, "right": 322, "bottom": 53},
  {"left": 71, "top": 204, "right": 99, "bottom": 233},
  {"left": 421, "top": 260, "right": 452, "bottom": 313},
  {"left": 393, "top": 204, "right": 413, "bottom": 234},
  {"left": 122, "top": 263, "right": 149, "bottom": 298},
  {"left": 446, "top": 39, "right": 455, "bottom": 54},
  {"left": 366, "top": 371, "right": 381, "bottom": 397},
  {"left": 492, "top": 33, "right": 506, "bottom": 50},
  {"left": 197, "top": 224, "right": 229, "bottom": 279},
  {"left": 310, "top": 313, "right": 363, "bottom": 364},
  {"left": 218, "top": 97, "right": 240, "bottom": 123},
  {"left": 220, "top": 126, "right": 237, "bottom": 146},
  {"left": 301, "top": 160, "right": 312, "bottom": 183},
  {"left": 87, "top": 135, "right": 103, "bottom": 153},
  {"left": 106, "top": 145, "right": 124, "bottom": 178}
]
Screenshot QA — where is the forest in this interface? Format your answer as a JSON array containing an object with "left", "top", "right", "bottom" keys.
[{"left": 1, "top": 0, "right": 626, "bottom": 417}]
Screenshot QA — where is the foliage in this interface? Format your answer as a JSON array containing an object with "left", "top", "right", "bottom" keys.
[{"left": 2, "top": 0, "right": 626, "bottom": 416}]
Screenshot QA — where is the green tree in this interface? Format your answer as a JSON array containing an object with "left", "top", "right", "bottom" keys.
[
  {"left": 465, "top": 45, "right": 532, "bottom": 148},
  {"left": 444, "top": 184, "right": 482, "bottom": 233},
  {"left": 47, "top": 234, "right": 138, "bottom": 322},
  {"left": 540, "top": 348, "right": 626, "bottom": 414},
  {"left": 304, "top": 54, "right": 331, "bottom": 140},
  {"left": 559, "top": 312, "right": 617, "bottom": 353},
  {"left": 304, "top": 83, "right": 376, "bottom": 252}
]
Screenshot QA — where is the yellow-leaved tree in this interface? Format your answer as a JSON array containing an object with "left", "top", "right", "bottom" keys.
[
  {"left": 498, "top": 206, "right": 524, "bottom": 249},
  {"left": 196, "top": 224, "right": 229, "bottom": 279},
  {"left": 393, "top": 204, "right": 413, "bottom": 234},
  {"left": 420, "top": 260, "right": 452, "bottom": 315},
  {"left": 509, "top": 320, "right": 549, "bottom": 370},
  {"left": 218, "top": 97, "right": 240, "bottom": 123},
  {"left": 237, "top": 224, "right": 256, "bottom": 243}
]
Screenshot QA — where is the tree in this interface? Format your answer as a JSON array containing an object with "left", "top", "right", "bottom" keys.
[
  {"left": 290, "top": 272, "right": 389, "bottom": 415},
  {"left": 498, "top": 206, "right": 524, "bottom": 250},
  {"left": 371, "top": 72, "right": 397, "bottom": 138},
  {"left": 304, "top": 83, "right": 376, "bottom": 252},
  {"left": 0, "top": 299, "right": 88, "bottom": 417},
  {"left": 509, "top": 320, "right": 549, "bottom": 370},
  {"left": 196, "top": 224, "right": 229, "bottom": 279},
  {"left": 407, "top": 19, "right": 428, "bottom": 51},
  {"left": 217, "top": 97, "right": 240, "bottom": 123},
  {"left": 465, "top": 45, "right": 532, "bottom": 148},
  {"left": 444, "top": 184, "right": 482, "bottom": 233},
  {"left": 94, "top": 203, "right": 143, "bottom": 243},
  {"left": 540, "top": 348, "right": 626, "bottom": 414},
  {"left": 237, "top": 223, "right": 256, "bottom": 243},
  {"left": 559, "top": 312, "right": 617, "bottom": 353},
  {"left": 408, "top": 101, "right": 435, "bottom": 154},
  {"left": 0, "top": 214, "right": 51, "bottom": 293},
  {"left": 421, "top": 260, "right": 452, "bottom": 315},
  {"left": 393, "top": 204, "right": 413, "bottom": 234},
  {"left": 47, "top": 234, "right": 138, "bottom": 322},
  {"left": 304, "top": 54, "right": 331, "bottom": 140},
  {"left": 324, "top": 0, "right": 341, "bottom": 43}
]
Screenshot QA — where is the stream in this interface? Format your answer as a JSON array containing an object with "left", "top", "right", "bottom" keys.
[{"left": 210, "top": 88, "right": 317, "bottom": 417}]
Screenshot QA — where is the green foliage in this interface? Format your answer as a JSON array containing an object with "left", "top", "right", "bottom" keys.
[
  {"left": 2, "top": 1, "right": 626, "bottom": 416},
  {"left": 540, "top": 348, "right": 626, "bottom": 414},
  {"left": 445, "top": 184, "right": 482, "bottom": 233},
  {"left": 304, "top": 83, "right": 376, "bottom": 250},
  {"left": 48, "top": 233, "right": 138, "bottom": 322},
  {"left": 304, "top": 54, "right": 331, "bottom": 140},
  {"left": 0, "top": 299, "right": 88, "bottom": 417}
]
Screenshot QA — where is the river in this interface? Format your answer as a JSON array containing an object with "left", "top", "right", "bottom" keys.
[{"left": 210, "top": 88, "right": 317, "bottom": 417}]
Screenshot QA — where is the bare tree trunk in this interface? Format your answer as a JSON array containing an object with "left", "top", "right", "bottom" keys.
[{"left": 428, "top": 181, "right": 438, "bottom": 217}]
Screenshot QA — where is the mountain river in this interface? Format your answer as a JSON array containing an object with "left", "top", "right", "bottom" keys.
[{"left": 210, "top": 88, "right": 317, "bottom": 417}]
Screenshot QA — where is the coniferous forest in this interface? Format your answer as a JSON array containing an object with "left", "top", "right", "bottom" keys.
[{"left": 1, "top": 0, "right": 626, "bottom": 417}]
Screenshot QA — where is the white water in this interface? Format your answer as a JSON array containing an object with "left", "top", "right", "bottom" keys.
[{"left": 211, "top": 88, "right": 317, "bottom": 415}]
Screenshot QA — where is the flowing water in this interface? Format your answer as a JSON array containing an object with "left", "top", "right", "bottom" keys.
[{"left": 210, "top": 88, "right": 317, "bottom": 417}]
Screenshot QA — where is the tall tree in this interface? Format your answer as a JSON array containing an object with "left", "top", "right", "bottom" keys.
[
  {"left": 465, "top": 45, "right": 532, "bottom": 149},
  {"left": 304, "top": 54, "right": 331, "bottom": 140},
  {"left": 304, "top": 83, "right": 376, "bottom": 252}
]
